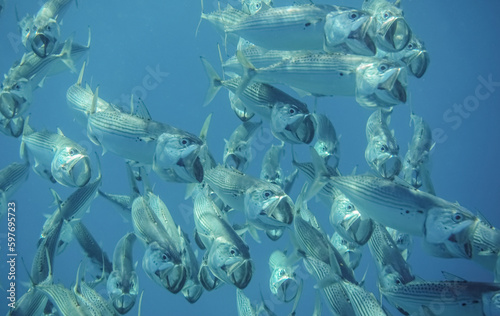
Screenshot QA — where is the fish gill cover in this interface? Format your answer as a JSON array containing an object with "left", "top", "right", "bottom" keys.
[{"left": 1, "top": 0, "right": 500, "bottom": 315}]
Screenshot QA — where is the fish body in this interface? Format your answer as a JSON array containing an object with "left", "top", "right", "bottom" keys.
[
  {"left": 0, "top": 160, "right": 29, "bottom": 218},
  {"left": 313, "top": 113, "right": 340, "bottom": 169},
  {"left": 200, "top": 4, "right": 248, "bottom": 46},
  {"left": 21, "top": 123, "right": 91, "bottom": 187},
  {"left": 239, "top": 51, "right": 407, "bottom": 108},
  {"left": 179, "top": 230, "right": 204, "bottom": 303},
  {"left": 107, "top": 232, "right": 138, "bottom": 314},
  {"left": 402, "top": 113, "right": 435, "bottom": 194},
  {"left": 377, "top": 34, "right": 429, "bottom": 78},
  {"left": 204, "top": 165, "right": 294, "bottom": 232},
  {"left": 223, "top": 121, "right": 262, "bottom": 172},
  {"left": 365, "top": 108, "right": 402, "bottom": 179},
  {"left": 193, "top": 187, "right": 253, "bottom": 289}
]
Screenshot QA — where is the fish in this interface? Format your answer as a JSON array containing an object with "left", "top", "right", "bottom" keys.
[
  {"left": 268, "top": 250, "right": 300, "bottom": 302},
  {"left": 260, "top": 142, "right": 284, "bottom": 187},
  {"left": 30, "top": 0, "right": 75, "bottom": 57},
  {"left": 71, "top": 220, "right": 113, "bottom": 279},
  {"left": 228, "top": 90, "right": 255, "bottom": 121},
  {"left": 381, "top": 277, "right": 500, "bottom": 316},
  {"left": 225, "top": 5, "right": 375, "bottom": 55},
  {"left": 330, "top": 191, "right": 374, "bottom": 245},
  {"left": 237, "top": 50, "right": 407, "bottom": 108},
  {"left": 131, "top": 195, "right": 186, "bottom": 293},
  {"left": 0, "top": 115, "right": 24, "bottom": 138},
  {"left": 362, "top": 0, "right": 412, "bottom": 52},
  {"left": 402, "top": 113, "right": 435, "bottom": 194},
  {"left": 201, "top": 56, "right": 314, "bottom": 144},
  {"left": 236, "top": 288, "right": 259, "bottom": 316},
  {"left": 330, "top": 232, "right": 363, "bottom": 270},
  {"left": 193, "top": 187, "right": 253, "bottom": 290},
  {"left": 178, "top": 230, "right": 204, "bottom": 303},
  {"left": 241, "top": 0, "right": 272, "bottom": 15},
  {"left": 0, "top": 78, "right": 33, "bottom": 118},
  {"left": 0, "top": 159, "right": 29, "bottom": 219},
  {"left": 74, "top": 267, "right": 117, "bottom": 316},
  {"left": 313, "top": 113, "right": 340, "bottom": 170},
  {"left": 31, "top": 218, "right": 63, "bottom": 286},
  {"left": 365, "top": 108, "right": 402, "bottom": 179},
  {"left": 223, "top": 121, "right": 262, "bottom": 172},
  {"left": 38, "top": 283, "right": 91, "bottom": 316},
  {"left": 199, "top": 3, "right": 249, "bottom": 47},
  {"left": 386, "top": 226, "right": 413, "bottom": 261},
  {"left": 20, "top": 119, "right": 92, "bottom": 187},
  {"left": 469, "top": 219, "right": 500, "bottom": 272},
  {"left": 107, "top": 232, "right": 139, "bottom": 314},
  {"left": 204, "top": 165, "right": 294, "bottom": 233}
]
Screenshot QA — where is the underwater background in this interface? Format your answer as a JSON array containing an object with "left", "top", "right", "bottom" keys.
[{"left": 1, "top": 0, "right": 499, "bottom": 314}]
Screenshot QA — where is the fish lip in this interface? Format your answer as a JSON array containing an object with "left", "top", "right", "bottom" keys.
[
  {"left": 112, "top": 294, "right": 136, "bottom": 314},
  {"left": 228, "top": 259, "right": 253, "bottom": 289},
  {"left": 379, "top": 155, "right": 402, "bottom": 179},
  {"left": 31, "top": 33, "right": 53, "bottom": 58},
  {"left": 378, "top": 17, "right": 412, "bottom": 52},
  {"left": 162, "top": 264, "right": 187, "bottom": 294},
  {"left": 282, "top": 113, "right": 315, "bottom": 145},
  {"left": 404, "top": 50, "right": 430, "bottom": 78},
  {"left": 0, "top": 92, "right": 17, "bottom": 118},
  {"left": 70, "top": 155, "right": 91, "bottom": 187},
  {"left": 277, "top": 278, "right": 300, "bottom": 303},
  {"left": 377, "top": 68, "right": 407, "bottom": 104},
  {"left": 182, "top": 284, "right": 204, "bottom": 303},
  {"left": 267, "top": 195, "right": 294, "bottom": 226}
]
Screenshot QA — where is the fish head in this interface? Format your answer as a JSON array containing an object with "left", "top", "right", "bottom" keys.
[
  {"left": 365, "top": 139, "right": 402, "bottom": 179},
  {"left": 52, "top": 146, "right": 91, "bottom": 187},
  {"left": 325, "top": 9, "right": 376, "bottom": 56},
  {"left": 153, "top": 132, "right": 204, "bottom": 183},
  {"left": 395, "top": 36, "right": 430, "bottom": 78},
  {"left": 223, "top": 140, "right": 250, "bottom": 171},
  {"left": 19, "top": 14, "right": 35, "bottom": 49},
  {"left": 0, "top": 79, "right": 33, "bottom": 118},
  {"left": 425, "top": 207, "right": 478, "bottom": 259},
  {"left": 142, "top": 242, "right": 187, "bottom": 293},
  {"left": 0, "top": 115, "right": 24, "bottom": 138},
  {"left": 330, "top": 233, "right": 363, "bottom": 270},
  {"left": 313, "top": 139, "right": 340, "bottom": 170},
  {"left": 208, "top": 237, "right": 253, "bottom": 289},
  {"left": 32, "top": 18, "right": 60, "bottom": 58},
  {"left": 365, "top": 1, "right": 411, "bottom": 52},
  {"left": 356, "top": 60, "right": 407, "bottom": 108},
  {"left": 387, "top": 227, "right": 413, "bottom": 261},
  {"left": 330, "top": 196, "right": 374, "bottom": 245},
  {"left": 271, "top": 102, "right": 315, "bottom": 144},
  {"left": 229, "top": 91, "right": 255, "bottom": 121},
  {"left": 270, "top": 267, "right": 300, "bottom": 302},
  {"left": 106, "top": 270, "right": 139, "bottom": 314},
  {"left": 244, "top": 183, "right": 294, "bottom": 230}
]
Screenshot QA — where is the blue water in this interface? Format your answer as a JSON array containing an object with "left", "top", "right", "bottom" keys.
[{"left": 1, "top": 0, "right": 499, "bottom": 315}]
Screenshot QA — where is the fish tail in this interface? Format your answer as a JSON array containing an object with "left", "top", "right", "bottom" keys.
[
  {"left": 200, "top": 57, "right": 222, "bottom": 106},
  {"left": 235, "top": 50, "right": 256, "bottom": 96},
  {"left": 59, "top": 36, "right": 76, "bottom": 73}
]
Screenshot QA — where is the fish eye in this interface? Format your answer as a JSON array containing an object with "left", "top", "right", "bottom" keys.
[
  {"left": 378, "top": 64, "right": 389, "bottom": 72},
  {"left": 383, "top": 11, "right": 390, "bottom": 19},
  {"left": 116, "top": 281, "right": 122, "bottom": 287},
  {"left": 262, "top": 190, "right": 273, "bottom": 199},
  {"left": 180, "top": 138, "right": 191, "bottom": 146},
  {"left": 407, "top": 43, "right": 414, "bottom": 50},
  {"left": 161, "top": 253, "right": 170, "bottom": 261},
  {"left": 278, "top": 269, "right": 285, "bottom": 277},
  {"left": 349, "top": 12, "right": 359, "bottom": 20},
  {"left": 380, "top": 145, "right": 388, "bottom": 152},
  {"left": 452, "top": 213, "right": 463, "bottom": 222},
  {"left": 347, "top": 204, "right": 353, "bottom": 211},
  {"left": 395, "top": 278, "right": 401, "bottom": 285},
  {"left": 230, "top": 247, "right": 239, "bottom": 256},
  {"left": 288, "top": 107, "right": 296, "bottom": 115}
]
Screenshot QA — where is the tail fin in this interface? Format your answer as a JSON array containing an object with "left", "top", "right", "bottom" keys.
[
  {"left": 200, "top": 57, "right": 222, "bottom": 106},
  {"left": 235, "top": 49, "right": 257, "bottom": 96}
]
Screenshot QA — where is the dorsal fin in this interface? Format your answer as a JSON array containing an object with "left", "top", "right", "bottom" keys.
[
  {"left": 76, "top": 61, "right": 86, "bottom": 86},
  {"left": 135, "top": 98, "right": 152, "bottom": 120}
]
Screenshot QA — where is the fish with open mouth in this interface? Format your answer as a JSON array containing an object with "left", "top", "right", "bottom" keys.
[
  {"left": 268, "top": 250, "right": 301, "bottom": 303},
  {"left": 363, "top": 0, "right": 412, "bottom": 52},
  {"left": 204, "top": 165, "right": 294, "bottom": 234},
  {"left": 0, "top": 78, "right": 33, "bottom": 119},
  {"left": 107, "top": 232, "right": 139, "bottom": 314},
  {"left": 236, "top": 50, "right": 407, "bottom": 108},
  {"left": 193, "top": 186, "right": 253, "bottom": 290},
  {"left": 365, "top": 108, "right": 402, "bottom": 179},
  {"left": 223, "top": 121, "right": 262, "bottom": 172},
  {"left": 20, "top": 118, "right": 91, "bottom": 187},
  {"left": 313, "top": 113, "right": 340, "bottom": 170}
]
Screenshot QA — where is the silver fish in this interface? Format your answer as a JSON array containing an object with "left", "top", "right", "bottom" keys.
[
  {"left": 241, "top": 0, "right": 272, "bottom": 15},
  {"left": 107, "top": 232, "right": 139, "bottom": 314},
  {"left": 469, "top": 219, "right": 500, "bottom": 272},
  {"left": 223, "top": 121, "right": 262, "bottom": 172},
  {"left": 20, "top": 120, "right": 91, "bottom": 187},
  {"left": 31, "top": 218, "right": 62, "bottom": 286},
  {"left": 74, "top": 271, "right": 116, "bottom": 316},
  {"left": 204, "top": 165, "right": 294, "bottom": 232},
  {"left": 0, "top": 160, "right": 29, "bottom": 219},
  {"left": 270, "top": 101, "right": 315, "bottom": 145},
  {"left": 0, "top": 115, "right": 24, "bottom": 138},
  {"left": 179, "top": 230, "right": 204, "bottom": 303},
  {"left": 193, "top": 187, "right": 253, "bottom": 290},
  {"left": 386, "top": 226, "right": 413, "bottom": 261},
  {"left": 228, "top": 90, "right": 255, "bottom": 121},
  {"left": 402, "top": 113, "right": 435, "bottom": 194},
  {"left": 260, "top": 142, "right": 284, "bottom": 187},
  {"left": 378, "top": 34, "right": 430, "bottom": 78},
  {"left": 365, "top": 108, "right": 402, "bottom": 179},
  {"left": 200, "top": 4, "right": 248, "bottom": 46},
  {"left": 236, "top": 289, "right": 259, "bottom": 316},
  {"left": 131, "top": 196, "right": 186, "bottom": 293},
  {"left": 330, "top": 232, "right": 363, "bottom": 270},
  {"left": 268, "top": 250, "right": 300, "bottom": 302},
  {"left": 38, "top": 283, "right": 91, "bottom": 316},
  {"left": 313, "top": 113, "right": 340, "bottom": 170},
  {"left": 363, "top": 0, "right": 412, "bottom": 52},
  {"left": 330, "top": 191, "right": 374, "bottom": 245},
  {"left": 0, "top": 78, "right": 33, "bottom": 118},
  {"left": 237, "top": 50, "right": 407, "bottom": 108}
]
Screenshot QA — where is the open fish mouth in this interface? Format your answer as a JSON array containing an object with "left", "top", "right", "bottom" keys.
[
  {"left": 404, "top": 50, "right": 430, "bottom": 78},
  {"left": 378, "top": 17, "right": 412, "bottom": 52},
  {"left": 379, "top": 155, "right": 402, "bottom": 179},
  {"left": 191, "top": 155, "right": 204, "bottom": 182},
  {"left": 32, "top": 33, "right": 55, "bottom": 58},
  {"left": 112, "top": 294, "right": 136, "bottom": 314},
  {"left": 160, "top": 264, "right": 187, "bottom": 294},
  {"left": 282, "top": 114, "right": 315, "bottom": 145},
  {"left": 377, "top": 68, "right": 407, "bottom": 105},
  {"left": 227, "top": 259, "right": 253, "bottom": 289},
  {"left": 277, "top": 278, "right": 300, "bottom": 303},
  {"left": 182, "top": 283, "right": 204, "bottom": 303},
  {"left": 69, "top": 155, "right": 92, "bottom": 187},
  {"left": 267, "top": 196, "right": 294, "bottom": 226},
  {"left": 338, "top": 211, "right": 374, "bottom": 245},
  {"left": 0, "top": 91, "right": 24, "bottom": 118}
]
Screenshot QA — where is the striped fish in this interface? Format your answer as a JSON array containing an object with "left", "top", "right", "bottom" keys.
[
  {"left": 223, "top": 121, "right": 262, "bottom": 172},
  {"left": 38, "top": 283, "right": 91, "bottom": 316},
  {"left": 0, "top": 160, "right": 29, "bottom": 218}
]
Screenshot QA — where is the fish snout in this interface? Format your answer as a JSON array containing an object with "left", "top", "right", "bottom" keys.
[
  {"left": 31, "top": 20, "right": 60, "bottom": 58},
  {"left": 229, "top": 259, "right": 253, "bottom": 289},
  {"left": 182, "top": 283, "right": 204, "bottom": 303},
  {"left": 378, "top": 67, "right": 407, "bottom": 105},
  {"left": 71, "top": 155, "right": 92, "bottom": 187},
  {"left": 0, "top": 91, "right": 24, "bottom": 119},
  {"left": 276, "top": 278, "right": 300, "bottom": 303},
  {"left": 346, "top": 17, "right": 377, "bottom": 56},
  {"left": 270, "top": 196, "right": 294, "bottom": 225},
  {"left": 112, "top": 294, "right": 136, "bottom": 314},
  {"left": 377, "top": 16, "right": 412, "bottom": 52},
  {"left": 161, "top": 264, "right": 187, "bottom": 294},
  {"left": 404, "top": 49, "right": 430, "bottom": 78},
  {"left": 380, "top": 155, "right": 402, "bottom": 179}
]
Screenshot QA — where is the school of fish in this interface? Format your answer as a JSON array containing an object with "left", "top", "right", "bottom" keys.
[{"left": 1, "top": 0, "right": 499, "bottom": 315}]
